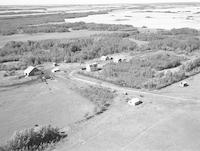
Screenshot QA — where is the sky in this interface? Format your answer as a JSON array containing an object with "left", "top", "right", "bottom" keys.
[{"left": 0, "top": 0, "right": 199, "bottom": 5}]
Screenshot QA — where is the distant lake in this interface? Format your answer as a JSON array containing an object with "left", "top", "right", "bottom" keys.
[{"left": 65, "top": 6, "right": 200, "bottom": 29}]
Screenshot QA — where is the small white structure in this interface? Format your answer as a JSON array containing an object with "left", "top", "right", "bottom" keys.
[
  {"left": 33, "top": 125, "right": 42, "bottom": 133},
  {"left": 53, "top": 62, "right": 58, "bottom": 67},
  {"left": 100, "top": 56, "right": 109, "bottom": 61},
  {"left": 51, "top": 67, "right": 60, "bottom": 73},
  {"left": 180, "top": 81, "right": 189, "bottom": 87},
  {"left": 24, "top": 66, "right": 40, "bottom": 77},
  {"left": 128, "top": 98, "right": 143, "bottom": 106},
  {"left": 86, "top": 63, "right": 98, "bottom": 72}
]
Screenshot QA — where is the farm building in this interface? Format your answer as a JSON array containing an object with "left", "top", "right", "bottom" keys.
[
  {"left": 108, "top": 56, "right": 113, "bottom": 60},
  {"left": 51, "top": 67, "right": 60, "bottom": 73},
  {"left": 180, "top": 81, "right": 189, "bottom": 87},
  {"left": 100, "top": 56, "right": 109, "bottom": 61},
  {"left": 86, "top": 63, "right": 98, "bottom": 72},
  {"left": 53, "top": 62, "right": 59, "bottom": 67},
  {"left": 24, "top": 66, "right": 41, "bottom": 77},
  {"left": 113, "top": 56, "right": 127, "bottom": 63},
  {"left": 128, "top": 98, "right": 143, "bottom": 106}
]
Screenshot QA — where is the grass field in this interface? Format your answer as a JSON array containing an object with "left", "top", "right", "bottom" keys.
[
  {"left": 0, "top": 78, "right": 95, "bottom": 144},
  {"left": 55, "top": 75, "right": 200, "bottom": 151},
  {"left": 0, "top": 30, "right": 113, "bottom": 48},
  {"left": 1, "top": 4, "right": 200, "bottom": 150}
]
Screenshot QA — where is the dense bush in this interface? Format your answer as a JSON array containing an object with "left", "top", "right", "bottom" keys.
[
  {"left": 131, "top": 28, "right": 199, "bottom": 43},
  {"left": 0, "top": 62, "right": 26, "bottom": 71},
  {"left": 148, "top": 37, "right": 200, "bottom": 52},
  {"left": 77, "top": 86, "right": 115, "bottom": 107},
  {"left": 0, "top": 55, "right": 20, "bottom": 63},
  {"left": 75, "top": 86, "right": 115, "bottom": 113},
  {"left": 82, "top": 23, "right": 136, "bottom": 31},
  {"left": 142, "top": 57, "right": 200, "bottom": 89},
  {"left": 145, "top": 52, "right": 182, "bottom": 70},
  {"left": 143, "top": 70, "right": 186, "bottom": 89},
  {"left": 131, "top": 33, "right": 167, "bottom": 41},
  {"left": 22, "top": 25, "right": 70, "bottom": 34},
  {"left": 156, "top": 28, "right": 200, "bottom": 36},
  {"left": 0, "top": 36, "right": 138, "bottom": 70},
  {"left": 101, "top": 52, "right": 183, "bottom": 89},
  {"left": 181, "top": 57, "right": 200, "bottom": 73},
  {"left": 167, "top": 28, "right": 199, "bottom": 35},
  {"left": 3, "top": 70, "right": 16, "bottom": 77},
  {"left": 1, "top": 125, "right": 66, "bottom": 151},
  {"left": 103, "top": 62, "right": 156, "bottom": 88}
]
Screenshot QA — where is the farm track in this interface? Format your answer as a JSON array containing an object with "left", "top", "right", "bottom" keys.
[
  {"left": 55, "top": 69, "right": 200, "bottom": 151},
  {"left": 67, "top": 70, "right": 199, "bottom": 103}
]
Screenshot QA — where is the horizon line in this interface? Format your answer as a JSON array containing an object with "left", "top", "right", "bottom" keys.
[{"left": 0, "top": 2, "right": 200, "bottom": 6}]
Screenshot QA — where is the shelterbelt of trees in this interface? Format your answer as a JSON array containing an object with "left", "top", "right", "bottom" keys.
[
  {"left": 79, "top": 28, "right": 200, "bottom": 90},
  {"left": 1, "top": 27, "right": 200, "bottom": 89},
  {"left": 0, "top": 34, "right": 138, "bottom": 71},
  {"left": 95, "top": 51, "right": 200, "bottom": 90},
  {"left": 132, "top": 28, "right": 200, "bottom": 53}
]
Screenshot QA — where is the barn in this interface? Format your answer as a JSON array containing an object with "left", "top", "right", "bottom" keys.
[{"left": 24, "top": 66, "right": 41, "bottom": 77}]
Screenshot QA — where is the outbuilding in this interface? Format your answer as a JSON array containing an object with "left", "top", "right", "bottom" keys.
[
  {"left": 100, "top": 56, "right": 109, "bottom": 61},
  {"left": 51, "top": 67, "right": 60, "bottom": 73},
  {"left": 53, "top": 62, "right": 59, "bottom": 67},
  {"left": 86, "top": 63, "right": 98, "bottom": 72},
  {"left": 128, "top": 98, "right": 143, "bottom": 106},
  {"left": 113, "top": 56, "right": 127, "bottom": 63},
  {"left": 180, "top": 81, "right": 189, "bottom": 87},
  {"left": 24, "top": 66, "right": 41, "bottom": 77}
]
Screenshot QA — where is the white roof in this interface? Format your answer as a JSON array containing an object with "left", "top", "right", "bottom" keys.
[
  {"left": 128, "top": 98, "right": 140, "bottom": 106},
  {"left": 101, "top": 56, "right": 108, "bottom": 58},
  {"left": 24, "top": 66, "right": 35, "bottom": 73},
  {"left": 131, "top": 98, "right": 140, "bottom": 102},
  {"left": 51, "top": 67, "right": 60, "bottom": 72}
]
